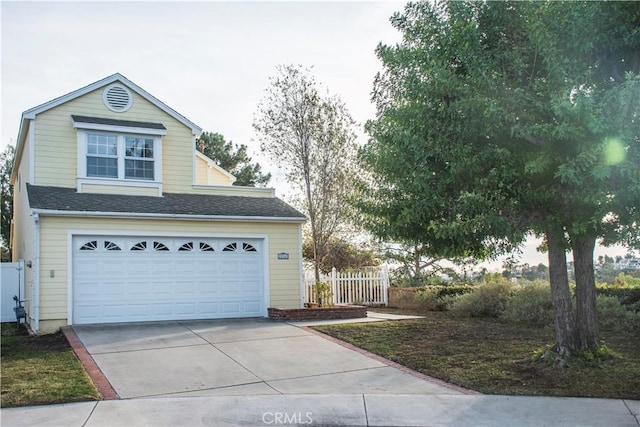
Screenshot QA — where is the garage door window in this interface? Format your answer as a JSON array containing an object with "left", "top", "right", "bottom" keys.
[
  {"left": 79, "top": 241, "right": 98, "bottom": 251},
  {"left": 153, "top": 241, "right": 170, "bottom": 251},
  {"left": 76, "top": 238, "right": 260, "bottom": 254},
  {"left": 105, "top": 241, "right": 121, "bottom": 251},
  {"left": 200, "top": 242, "right": 214, "bottom": 252},
  {"left": 131, "top": 241, "right": 147, "bottom": 251}
]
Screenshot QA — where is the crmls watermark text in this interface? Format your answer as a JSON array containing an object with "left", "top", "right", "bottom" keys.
[{"left": 262, "top": 411, "right": 313, "bottom": 425}]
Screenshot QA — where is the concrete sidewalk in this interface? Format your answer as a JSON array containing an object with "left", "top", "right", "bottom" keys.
[{"left": 2, "top": 394, "right": 638, "bottom": 426}]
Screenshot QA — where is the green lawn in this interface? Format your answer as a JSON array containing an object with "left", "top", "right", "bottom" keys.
[
  {"left": 1, "top": 323, "right": 100, "bottom": 408},
  {"left": 313, "top": 311, "right": 640, "bottom": 399}
]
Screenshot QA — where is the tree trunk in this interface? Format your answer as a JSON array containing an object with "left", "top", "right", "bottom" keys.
[
  {"left": 572, "top": 235, "right": 599, "bottom": 349},
  {"left": 313, "top": 240, "right": 321, "bottom": 283},
  {"left": 546, "top": 226, "right": 576, "bottom": 356}
]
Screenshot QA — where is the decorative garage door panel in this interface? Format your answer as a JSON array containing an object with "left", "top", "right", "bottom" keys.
[{"left": 72, "top": 236, "right": 264, "bottom": 324}]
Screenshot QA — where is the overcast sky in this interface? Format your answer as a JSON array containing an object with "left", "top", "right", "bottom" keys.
[
  {"left": 1, "top": 1, "right": 631, "bottom": 268},
  {"left": 1, "top": 1, "right": 402, "bottom": 166}
]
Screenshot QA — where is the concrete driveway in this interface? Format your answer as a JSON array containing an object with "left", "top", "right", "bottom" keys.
[{"left": 72, "top": 318, "right": 462, "bottom": 399}]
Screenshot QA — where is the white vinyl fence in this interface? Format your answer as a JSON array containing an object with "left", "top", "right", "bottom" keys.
[
  {"left": 304, "top": 265, "right": 389, "bottom": 306},
  {"left": 1, "top": 261, "right": 25, "bottom": 322}
]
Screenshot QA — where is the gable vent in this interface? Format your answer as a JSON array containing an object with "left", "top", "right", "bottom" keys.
[{"left": 103, "top": 84, "right": 132, "bottom": 112}]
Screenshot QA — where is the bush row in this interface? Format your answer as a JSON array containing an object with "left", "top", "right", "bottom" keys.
[
  {"left": 595, "top": 285, "right": 640, "bottom": 307},
  {"left": 400, "top": 278, "right": 640, "bottom": 330}
]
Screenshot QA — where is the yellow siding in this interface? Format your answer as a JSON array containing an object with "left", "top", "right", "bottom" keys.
[
  {"left": 190, "top": 185, "right": 275, "bottom": 198},
  {"left": 38, "top": 216, "right": 302, "bottom": 327},
  {"left": 80, "top": 183, "right": 159, "bottom": 196},
  {"left": 11, "top": 124, "right": 36, "bottom": 325},
  {"left": 195, "top": 155, "right": 208, "bottom": 184},
  {"left": 195, "top": 154, "right": 235, "bottom": 186},
  {"left": 208, "top": 167, "right": 233, "bottom": 185},
  {"left": 33, "top": 86, "right": 196, "bottom": 193}
]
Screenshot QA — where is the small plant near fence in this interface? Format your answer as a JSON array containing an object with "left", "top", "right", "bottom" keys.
[{"left": 315, "top": 282, "right": 334, "bottom": 307}]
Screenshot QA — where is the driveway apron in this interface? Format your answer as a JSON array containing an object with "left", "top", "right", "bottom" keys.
[{"left": 72, "top": 319, "right": 461, "bottom": 399}]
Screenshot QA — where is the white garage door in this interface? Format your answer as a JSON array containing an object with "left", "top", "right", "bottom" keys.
[{"left": 72, "top": 236, "right": 265, "bottom": 324}]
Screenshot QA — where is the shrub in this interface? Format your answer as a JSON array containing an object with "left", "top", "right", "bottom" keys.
[
  {"left": 431, "top": 284, "right": 476, "bottom": 298},
  {"left": 450, "top": 280, "right": 515, "bottom": 317},
  {"left": 502, "top": 281, "right": 553, "bottom": 326},
  {"left": 596, "top": 295, "right": 640, "bottom": 331},
  {"left": 414, "top": 287, "right": 440, "bottom": 311},
  {"left": 596, "top": 275, "right": 640, "bottom": 307},
  {"left": 414, "top": 284, "right": 475, "bottom": 311}
]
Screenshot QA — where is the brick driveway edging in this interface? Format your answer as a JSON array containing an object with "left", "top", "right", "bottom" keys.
[{"left": 62, "top": 327, "right": 119, "bottom": 400}]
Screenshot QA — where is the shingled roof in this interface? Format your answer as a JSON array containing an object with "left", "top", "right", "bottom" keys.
[
  {"left": 71, "top": 115, "right": 167, "bottom": 130},
  {"left": 26, "top": 185, "right": 306, "bottom": 221}
]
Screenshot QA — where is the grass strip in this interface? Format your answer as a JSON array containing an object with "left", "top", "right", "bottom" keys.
[{"left": 1, "top": 323, "right": 100, "bottom": 408}]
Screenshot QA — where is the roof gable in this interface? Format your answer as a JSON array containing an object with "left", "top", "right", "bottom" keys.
[
  {"left": 11, "top": 73, "right": 202, "bottom": 184},
  {"left": 22, "top": 73, "right": 201, "bottom": 135}
]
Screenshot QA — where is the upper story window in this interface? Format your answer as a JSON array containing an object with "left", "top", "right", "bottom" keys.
[
  {"left": 73, "top": 115, "right": 166, "bottom": 186},
  {"left": 87, "top": 134, "right": 118, "bottom": 178},
  {"left": 125, "top": 137, "right": 155, "bottom": 180},
  {"left": 85, "top": 132, "right": 157, "bottom": 181}
]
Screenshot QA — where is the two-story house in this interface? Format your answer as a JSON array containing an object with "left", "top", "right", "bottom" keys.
[{"left": 10, "top": 73, "right": 306, "bottom": 334}]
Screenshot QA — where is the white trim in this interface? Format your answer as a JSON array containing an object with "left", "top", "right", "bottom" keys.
[
  {"left": 262, "top": 235, "right": 270, "bottom": 316},
  {"left": 32, "top": 209, "right": 307, "bottom": 223},
  {"left": 66, "top": 232, "right": 73, "bottom": 325},
  {"left": 77, "top": 178, "right": 162, "bottom": 196},
  {"left": 72, "top": 119, "right": 167, "bottom": 136},
  {"left": 76, "top": 129, "right": 163, "bottom": 190},
  {"left": 67, "top": 230, "right": 271, "bottom": 324},
  {"left": 195, "top": 150, "right": 237, "bottom": 183},
  {"left": 28, "top": 121, "right": 35, "bottom": 183},
  {"left": 298, "top": 224, "right": 304, "bottom": 308},
  {"left": 191, "top": 184, "right": 275, "bottom": 198},
  {"left": 68, "top": 229, "right": 272, "bottom": 239},
  {"left": 192, "top": 142, "right": 197, "bottom": 188},
  {"left": 33, "top": 213, "right": 40, "bottom": 332}
]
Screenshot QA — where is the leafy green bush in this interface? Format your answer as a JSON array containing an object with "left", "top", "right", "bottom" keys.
[
  {"left": 431, "top": 284, "right": 476, "bottom": 297},
  {"left": 414, "top": 287, "right": 440, "bottom": 311},
  {"left": 414, "top": 284, "right": 476, "bottom": 311},
  {"left": 450, "top": 280, "right": 515, "bottom": 317},
  {"left": 596, "top": 295, "right": 640, "bottom": 331},
  {"left": 502, "top": 281, "right": 553, "bottom": 326},
  {"left": 596, "top": 274, "right": 640, "bottom": 307}
]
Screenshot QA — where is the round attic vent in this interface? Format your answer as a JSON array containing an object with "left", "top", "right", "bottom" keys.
[{"left": 103, "top": 84, "right": 132, "bottom": 112}]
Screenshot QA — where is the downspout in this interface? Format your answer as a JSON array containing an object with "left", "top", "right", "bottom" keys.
[
  {"left": 298, "top": 224, "right": 304, "bottom": 308},
  {"left": 33, "top": 212, "right": 40, "bottom": 333}
]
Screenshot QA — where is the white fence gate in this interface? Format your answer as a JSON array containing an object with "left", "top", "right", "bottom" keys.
[
  {"left": 1, "top": 261, "right": 25, "bottom": 322},
  {"left": 304, "top": 265, "right": 389, "bottom": 306}
]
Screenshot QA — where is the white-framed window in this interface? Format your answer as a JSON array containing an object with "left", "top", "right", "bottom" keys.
[
  {"left": 77, "top": 130, "right": 162, "bottom": 183},
  {"left": 125, "top": 136, "right": 155, "bottom": 180},
  {"left": 87, "top": 133, "right": 118, "bottom": 178}
]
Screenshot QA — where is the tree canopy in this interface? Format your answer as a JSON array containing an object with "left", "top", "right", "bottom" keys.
[
  {"left": 197, "top": 131, "right": 271, "bottom": 187},
  {"left": 1, "top": 144, "right": 14, "bottom": 260},
  {"left": 360, "top": 1, "right": 640, "bottom": 355}
]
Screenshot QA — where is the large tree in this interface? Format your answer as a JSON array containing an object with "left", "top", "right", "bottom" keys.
[
  {"left": 360, "top": 1, "right": 640, "bottom": 356},
  {"left": 1, "top": 144, "right": 15, "bottom": 260},
  {"left": 197, "top": 131, "right": 271, "bottom": 187},
  {"left": 254, "top": 65, "right": 358, "bottom": 282}
]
